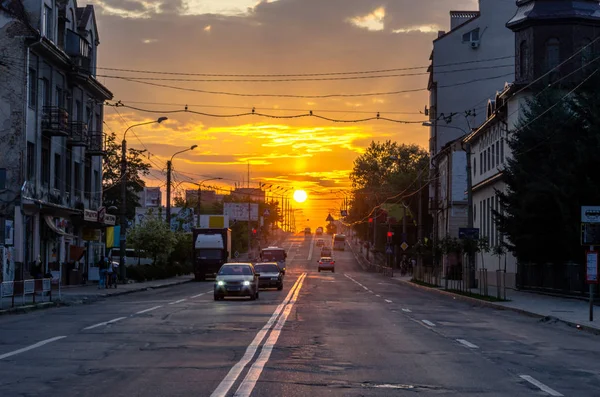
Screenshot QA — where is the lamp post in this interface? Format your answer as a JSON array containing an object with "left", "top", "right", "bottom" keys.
[
  {"left": 120, "top": 117, "right": 167, "bottom": 282},
  {"left": 166, "top": 145, "right": 198, "bottom": 226},
  {"left": 195, "top": 177, "right": 223, "bottom": 227}
]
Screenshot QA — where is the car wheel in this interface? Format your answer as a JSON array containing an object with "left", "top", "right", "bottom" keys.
[
  {"left": 318, "top": 268, "right": 321, "bottom": 272},
  {"left": 249, "top": 291, "right": 256, "bottom": 300},
  {"left": 332, "top": 269, "right": 335, "bottom": 273},
  {"left": 256, "top": 291, "right": 259, "bottom": 300},
  {"left": 214, "top": 294, "right": 221, "bottom": 301},
  {"left": 277, "top": 283, "right": 283, "bottom": 291}
]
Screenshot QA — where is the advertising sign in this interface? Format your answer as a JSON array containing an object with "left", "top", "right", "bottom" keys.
[
  {"left": 224, "top": 203, "right": 259, "bottom": 221},
  {"left": 84, "top": 209, "right": 98, "bottom": 222},
  {"left": 586, "top": 251, "right": 598, "bottom": 284},
  {"left": 581, "top": 206, "right": 600, "bottom": 223}
]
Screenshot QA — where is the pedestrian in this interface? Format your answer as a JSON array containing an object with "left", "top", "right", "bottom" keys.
[
  {"left": 105, "top": 259, "right": 114, "bottom": 288},
  {"left": 98, "top": 256, "right": 106, "bottom": 289}
]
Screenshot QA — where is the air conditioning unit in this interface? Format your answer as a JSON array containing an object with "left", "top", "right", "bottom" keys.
[{"left": 470, "top": 40, "right": 480, "bottom": 49}]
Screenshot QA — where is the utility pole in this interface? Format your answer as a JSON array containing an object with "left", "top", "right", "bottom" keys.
[
  {"left": 417, "top": 171, "right": 423, "bottom": 266},
  {"left": 196, "top": 185, "right": 201, "bottom": 227},
  {"left": 465, "top": 142, "right": 476, "bottom": 288},
  {"left": 119, "top": 138, "right": 127, "bottom": 282},
  {"left": 166, "top": 160, "right": 172, "bottom": 226},
  {"left": 247, "top": 162, "right": 251, "bottom": 257}
]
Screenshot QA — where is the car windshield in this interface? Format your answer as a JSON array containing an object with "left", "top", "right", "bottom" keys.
[
  {"left": 261, "top": 250, "right": 285, "bottom": 261},
  {"left": 321, "top": 257, "right": 332, "bottom": 261},
  {"left": 254, "top": 264, "right": 280, "bottom": 273},
  {"left": 218, "top": 265, "right": 253, "bottom": 276}
]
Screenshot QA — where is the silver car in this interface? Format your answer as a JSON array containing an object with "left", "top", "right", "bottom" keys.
[
  {"left": 214, "top": 263, "right": 260, "bottom": 301},
  {"left": 254, "top": 262, "right": 284, "bottom": 290}
]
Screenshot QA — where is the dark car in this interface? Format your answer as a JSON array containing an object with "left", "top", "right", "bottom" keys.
[
  {"left": 316, "top": 238, "right": 325, "bottom": 247},
  {"left": 254, "top": 262, "right": 284, "bottom": 290},
  {"left": 320, "top": 246, "right": 332, "bottom": 257},
  {"left": 318, "top": 257, "right": 335, "bottom": 272},
  {"left": 214, "top": 263, "right": 260, "bottom": 300}
]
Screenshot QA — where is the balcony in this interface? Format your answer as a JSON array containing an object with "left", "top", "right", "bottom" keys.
[
  {"left": 42, "top": 107, "right": 69, "bottom": 137},
  {"left": 65, "top": 29, "right": 92, "bottom": 74},
  {"left": 68, "top": 121, "right": 89, "bottom": 147},
  {"left": 86, "top": 132, "right": 106, "bottom": 156}
]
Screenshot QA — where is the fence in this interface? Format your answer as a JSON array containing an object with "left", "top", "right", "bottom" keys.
[{"left": 0, "top": 278, "right": 53, "bottom": 309}]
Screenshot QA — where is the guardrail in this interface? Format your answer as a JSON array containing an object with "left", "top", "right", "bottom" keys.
[
  {"left": 348, "top": 240, "right": 394, "bottom": 277},
  {"left": 0, "top": 278, "right": 53, "bottom": 309}
]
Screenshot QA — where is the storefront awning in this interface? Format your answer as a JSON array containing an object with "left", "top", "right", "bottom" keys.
[{"left": 69, "top": 245, "right": 86, "bottom": 262}]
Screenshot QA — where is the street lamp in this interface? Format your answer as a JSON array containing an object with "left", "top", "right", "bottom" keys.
[
  {"left": 166, "top": 145, "right": 198, "bottom": 225},
  {"left": 195, "top": 177, "right": 223, "bottom": 227},
  {"left": 120, "top": 117, "right": 167, "bottom": 282}
]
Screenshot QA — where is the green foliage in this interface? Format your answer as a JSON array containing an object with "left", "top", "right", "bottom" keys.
[
  {"left": 169, "top": 232, "right": 193, "bottom": 266},
  {"left": 126, "top": 262, "right": 192, "bottom": 282},
  {"left": 102, "top": 132, "right": 151, "bottom": 220},
  {"left": 127, "top": 217, "right": 176, "bottom": 264},
  {"left": 496, "top": 74, "right": 600, "bottom": 265}
]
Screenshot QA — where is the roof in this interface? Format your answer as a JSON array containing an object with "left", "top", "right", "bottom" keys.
[
  {"left": 434, "top": 11, "right": 481, "bottom": 43},
  {"left": 507, "top": 0, "right": 600, "bottom": 29}
]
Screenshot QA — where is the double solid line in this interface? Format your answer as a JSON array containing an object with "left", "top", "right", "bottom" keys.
[{"left": 210, "top": 272, "right": 307, "bottom": 397}]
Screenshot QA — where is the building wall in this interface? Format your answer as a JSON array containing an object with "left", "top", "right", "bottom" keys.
[{"left": 429, "top": 0, "right": 516, "bottom": 154}]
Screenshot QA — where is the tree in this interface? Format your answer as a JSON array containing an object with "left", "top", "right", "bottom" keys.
[
  {"left": 102, "top": 132, "right": 152, "bottom": 220},
  {"left": 496, "top": 74, "right": 600, "bottom": 266},
  {"left": 127, "top": 217, "right": 176, "bottom": 265}
]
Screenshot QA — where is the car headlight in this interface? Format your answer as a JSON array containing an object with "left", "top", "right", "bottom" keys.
[
  {"left": 243, "top": 281, "right": 251, "bottom": 286},
  {"left": 217, "top": 281, "right": 225, "bottom": 286}
]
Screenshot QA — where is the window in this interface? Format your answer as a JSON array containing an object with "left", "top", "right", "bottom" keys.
[
  {"left": 487, "top": 147, "right": 491, "bottom": 171},
  {"left": 27, "top": 142, "right": 35, "bottom": 181},
  {"left": 483, "top": 150, "right": 487, "bottom": 173},
  {"left": 491, "top": 143, "right": 495, "bottom": 168},
  {"left": 74, "top": 162, "right": 81, "bottom": 195},
  {"left": 55, "top": 87, "right": 63, "bottom": 108},
  {"left": 41, "top": 78, "right": 50, "bottom": 107},
  {"left": 41, "top": 147, "right": 50, "bottom": 186},
  {"left": 75, "top": 100, "right": 82, "bottom": 121},
  {"left": 66, "top": 150, "right": 72, "bottom": 194},
  {"left": 545, "top": 38, "right": 560, "bottom": 71},
  {"left": 0, "top": 168, "right": 6, "bottom": 190},
  {"left": 462, "top": 28, "right": 479, "bottom": 42},
  {"left": 84, "top": 161, "right": 91, "bottom": 198},
  {"left": 43, "top": 5, "right": 53, "bottom": 41},
  {"left": 500, "top": 138, "right": 505, "bottom": 163},
  {"left": 473, "top": 203, "right": 477, "bottom": 222},
  {"left": 54, "top": 154, "right": 61, "bottom": 190},
  {"left": 479, "top": 200, "right": 483, "bottom": 232},
  {"left": 28, "top": 68, "right": 37, "bottom": 108},
  {"left": 473, "top": 157, "right": 477, "bottom": 176},
  {"left": 487, "top": 197, "right": 491, "bottom": 238},
  {"left": 496, "top": 142, "right": 500, "bottom": 168},
  {"left": 94, "top": 170, "right": 100, "bottom": 202},
  {"left": 490, "top": 196, "right": 494, "bottom": 246},
  {"left": 483, "top": 199, "right": 487, "bottom": 238},
  {"left": 495, "top": 195, "right": 500, "bottom": 246},
  {"left": 479, "top": 152, "right": 483, "bottom": 175},
  {"left": 519, "top": 41, "right": 529, "bottom": 78}
]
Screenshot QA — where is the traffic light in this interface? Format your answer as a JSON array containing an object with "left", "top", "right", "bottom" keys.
[
  {"left": 368, "top": 217, "right": 373, "bottom": 224},
  {"left": 387, "top": 231, "right": 393, "bottom": 243},
  {"left": 252, "top": 228, "right": 257, "bottom": 235}
]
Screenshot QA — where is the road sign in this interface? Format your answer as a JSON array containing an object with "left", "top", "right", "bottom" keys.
[
  {"left": 586, "top": 251, "right": 598, "bottom": 284},
  {"left": 582, "top": 206, "right": 600, "bottom": 223},
  {"left": 386, "top": 245, "right": 393, "bottom": 254},
  {"left": 340, "top": 210, "right": 348, "bottom": 217},
  {"left": 263, "top": 209, "right": 270, "bottom": 217},
  {"left": 326, "top": 214, "right": 334, "bottom": 222},
  {"left": 459, "top": 227, "right": 480, "bottom": 240},
  {"left": 400, "top": 242, "right": 409, "bottom": 251},
  {"left": 234, "top": 251, "right": 240, "bottom": 258}
]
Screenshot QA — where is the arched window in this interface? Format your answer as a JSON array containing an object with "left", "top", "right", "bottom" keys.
[
  {"left": 519, "top": 40, "right": 529, "bottom": 78},
  {"left": 582, "top": 38, "right": 593, "bottom": 66},
  {"left": 70, "top": 9, "right": 75, "bottom": 30},
  {"left": 544, "top": 38, "right": 560, "bottom": 71}
]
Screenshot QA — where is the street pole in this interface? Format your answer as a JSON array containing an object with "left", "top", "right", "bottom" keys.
[
  {"left": 196, "top": 185, "right": 201, "bottom": 227},
  {"left": 590, "top": 245, "right": 595, "bottom": 322},
  {"left": 417, "top": 171, "right": 423, "bottom": 266},
  {"left": 119, "top": 138, "right": 127, "bottom": 282},
  {"left": 166, "top": 160, "right": 172, "bottom": 226}
]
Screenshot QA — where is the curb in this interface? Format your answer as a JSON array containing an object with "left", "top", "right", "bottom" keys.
[
  {"left": 0, "top": 278, "right": 194, "bottom": 316},
  {"left": 394, "top": 278, "right": 600, "bottom": 335}
]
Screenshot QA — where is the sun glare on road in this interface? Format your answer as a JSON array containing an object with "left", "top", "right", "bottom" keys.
[{"left": 293, "top": 190, "right": 308, "bottom": 203}]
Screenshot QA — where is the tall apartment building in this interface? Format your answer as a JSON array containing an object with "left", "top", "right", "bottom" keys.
[{"left": 0, "top": 0, "right": 112, "bottom": 281}]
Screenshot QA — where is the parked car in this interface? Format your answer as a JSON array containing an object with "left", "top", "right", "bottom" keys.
[
  {"left": 214, "top": 263, "right": 260, "bottom": 301},
  {"left": 254, "top": 262, "right": 284, "bottom": 290},
  {"left": 318, "top": 257, "right": 335, "bottom": 273}
]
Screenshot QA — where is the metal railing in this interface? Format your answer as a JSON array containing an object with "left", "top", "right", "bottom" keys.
[
  {"left": 68, "top": 121, "right": 89, "bottom": 146},
  {"left": 42, "top": 106, "right": 69, "bottom": 136},
  {"left": 0, "top": 278, "right": 53, "bottom": 309},
  {"left": 86, "top": 132, "right": 106, "bottom": 156}
]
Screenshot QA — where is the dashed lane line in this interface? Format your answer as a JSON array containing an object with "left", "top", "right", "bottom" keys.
[
  {"left": 0, "top": 336, "right": 67, "bottom": 360},
  {"left": 456, "top": 339, "right": 479, "bottom": 349},
  {"left": 421, "top": 320, "right": 436, "bottom": 327},
  {"left": 83, "top": 317, "right": 127, "bottom": 330},
  {"left": 385, "top": 299, "right": 393, "bottom": 303},
  {"left": 402, "top": 308, "right": 411, "bottom": 312},
  {"left": 519, "top": 375, "right": 563, "bottom": 396},
  {"left": 135, "top": 306, "right": 162, "bottom": 315}
]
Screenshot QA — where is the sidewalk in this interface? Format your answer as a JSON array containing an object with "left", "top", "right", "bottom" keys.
[
  {"left": 0, "top": 275, "right": 193, "bottom": 315},
  {"left": 391, "top": 273, "right": 600, "bottom": 333}
]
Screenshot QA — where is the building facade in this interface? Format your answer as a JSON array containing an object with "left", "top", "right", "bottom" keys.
[
  {"left": 428, "top": 0, "right": 516, "bottom": 262},
  {"left": 139, "top": 186, "right": 162, "bottom": 208},
  {"left": 0, "top": 0, "right": 112, "bottom": 282},
  {"left": 464, "top": 0, "right": 600, "bottom": 290}
]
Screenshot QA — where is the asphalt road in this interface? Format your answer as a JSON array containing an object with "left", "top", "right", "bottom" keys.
[{"left": 1, "top": 233, "right": 599, "bottom": 396}]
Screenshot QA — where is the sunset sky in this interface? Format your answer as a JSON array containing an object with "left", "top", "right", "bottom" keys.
[{"left": 95, "top": 0, "right": 477, "bottom": 228}]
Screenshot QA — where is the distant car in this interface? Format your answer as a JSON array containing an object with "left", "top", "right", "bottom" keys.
[
  {"left": 214, "top": 263, "right": 260, "bottom": 301},
  {"left": 304, "top": 227, "right": 311, "bottom": 235},
  {"left": 254, "top": 262, "right": 284, "bottom": 290},
  {"left": 316, "top": 227, "right": 323, "bottom": 235},
  {"left": 320, "top": 246, "right": 332, "bottom": 257},
  {"left": 318, "top": 257, "right": 335, "bottom": 273},
  {"left": 316, "top": 238, "right": 325, "bottom": 247}
]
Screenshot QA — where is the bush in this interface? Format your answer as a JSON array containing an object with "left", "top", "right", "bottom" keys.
[{"left": 125, "top": 261, "right": 193, "bottom": 282}]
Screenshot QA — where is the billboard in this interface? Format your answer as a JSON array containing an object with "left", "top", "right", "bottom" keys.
[
  {"left": 145, "top": 187, "right": 162, "bottom": 208},
  {"left": 224, "top": 203, "right": 259, "bottom": 221}
]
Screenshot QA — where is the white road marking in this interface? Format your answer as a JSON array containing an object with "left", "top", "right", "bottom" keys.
[
  {"left": 385, "top": 299, "right": 393, "bottom": 303},
  {"left": 210, "top": 273, "right": 306, "bottom": 397},
  {"left": 234, "top": 270, "right": 306, "bottom": 397},
  {"left": 174, "top": 299, "right": 186, "bottom": 304},
  {"left": 307, "top": 233, "right": 316, "bottom": 260},
  {"left": 191, "top": 289, "right": 213, "bottom": 298},
  {"left": 375, "top": 294, "right": 381, "bottom": 297},
  {"left": 0, "top": 336, "right": 67, "bottom": 360},
  {"left": 519, "top": 375, "right": 563, "bottom": 396},
  {"left": 457, "top": 339, "right": 479, "bottom": 349},
  {"left": 422, "top": 320, "right": 436, "bottom": 327},
  {"left": 368, "top": 290, "right": 374, "bottom": 293},
  {"left": 362, "top": 286, "right": 368, "bottom": 290},
  {"left": 135, "top": 306, "right": 162, "bottom": 315},
  {"left": 402, "top": 308, "right": 412, "bottom": 312},
  {"left": 83, "top": 317, "right": 127, "bottom": 330}
]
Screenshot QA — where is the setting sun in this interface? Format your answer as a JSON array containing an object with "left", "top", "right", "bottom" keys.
[{"left": 293, "top": 190, "right": 308, "bottom": 203}]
